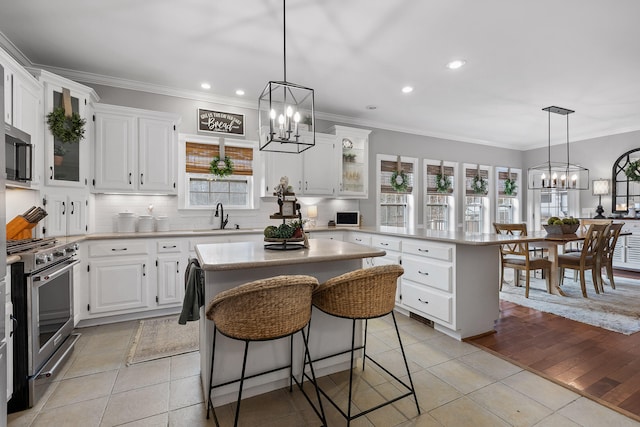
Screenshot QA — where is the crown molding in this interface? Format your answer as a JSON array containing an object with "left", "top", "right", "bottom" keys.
[{"left": 0, "top": 31, "right": 34, "bottom": 67}]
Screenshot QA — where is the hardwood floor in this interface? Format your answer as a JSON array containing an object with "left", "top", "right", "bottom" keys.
[{"left": 469, "top": 299, "right": 640, "bottom": 422}]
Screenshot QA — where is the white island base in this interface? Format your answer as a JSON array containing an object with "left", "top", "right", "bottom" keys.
[{"left": 196, "top": 240, "right": 385, "bottom": 406}]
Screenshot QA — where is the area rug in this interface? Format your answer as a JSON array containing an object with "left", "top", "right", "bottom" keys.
[
  {"left": 499, "top": 275, "right": 640, "bottom": 335},
  {"left": 126, "top": 316, "right": 199, "bottom": 365}
]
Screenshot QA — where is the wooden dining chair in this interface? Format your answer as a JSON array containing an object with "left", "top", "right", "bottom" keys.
[
  {"left": 493, "top": 223, "right": 552, "bottom": 298},
  {"left": 558, "top": 223, "right": 610, "bottom": 297},
  {"left": 598, "top": 223, "right": 624, "bottom": 291}
]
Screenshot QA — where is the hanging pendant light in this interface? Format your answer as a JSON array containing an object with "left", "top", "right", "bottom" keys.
[
  {"left": 527, "top": 106, "right": 589, "bottom": 190},
  {"left": 258, "top": 0, "right": 315, "bottom": 153}
]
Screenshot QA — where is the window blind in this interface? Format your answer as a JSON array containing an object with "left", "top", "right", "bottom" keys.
[
  {"left": 465, "top": 167, "right": 489, "bottom": 196},
  {"left": 380, "top": 160, "right": 414, "bottom": 194},
  {"left": 426, "top": 164, "right": 455, "bottom": 194},
  {"left": 185, "top": 142, "right": 253, "bottom": 176},
  {"left": 498, "top": 171, "right": 518, "bottom": 196}
]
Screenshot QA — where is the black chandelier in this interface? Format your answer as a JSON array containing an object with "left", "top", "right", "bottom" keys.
[{"left": 258, "top": 0, "right": 315, "bottom": 153}]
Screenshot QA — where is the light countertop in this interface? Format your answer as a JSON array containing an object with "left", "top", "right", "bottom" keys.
[
  {"left": 196, "top": 238, "right": 385, "bottom": 271},
  {"left": 65, "top": 226, "right": 549, "bottom": 246}
]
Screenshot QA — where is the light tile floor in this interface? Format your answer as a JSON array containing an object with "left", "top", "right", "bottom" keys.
[{"left": 7, "top": 313, "right": 640, "bottom": 427}]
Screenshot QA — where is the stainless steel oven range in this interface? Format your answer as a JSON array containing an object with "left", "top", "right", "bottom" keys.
[{"left": 7, "top": 238, "right": 80, "bottom": 412}]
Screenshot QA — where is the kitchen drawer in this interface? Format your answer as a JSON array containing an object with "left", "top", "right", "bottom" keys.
[
  {"left": 371, "top": 236, "right": 402, "bottom": 252},
  {"left": 88, "top": 240, "right": 149, "bottom": 257},
  {"left": 403, "top": 240, "right": 453, "bottom": 262},
  {"left": 402, "top": 254, "right": 452, "bottom": 292},
  {"left": 347, "top": 233, "right": 371, "bottom": 247},
  {"left": 156, "top": 240, "right": 184, "bottom": 253},
  {"left": 402, "top": 281, "right": 452, "bottom": 324}
]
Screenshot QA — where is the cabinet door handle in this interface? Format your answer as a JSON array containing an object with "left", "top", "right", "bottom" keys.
[
  {"left": 380, "top": 242, "right": 389, "bottom": 246},
  {"left": 305, "top": 181, "right": 308, "bottom": 191},
  {"left": 355, "top": 238, "right": 362, "bottom": 242},
  {"left": 162, "top": 245, "right": 177, "bottom": 249},
  {"left": 70, "top": 201, "right": 75, "bottom": 215},
  {"left": 62, "top": 202, "right": 66, "bottom": 215},
  {"left": 418, "top": 270, "right": 429, "bottom": 276},
  {"left": 111, "top": 248, "right": 128, "bottom": 251},
  {"left": 298, "top": 180, "right": 302, "bottom": 191},
  {"left": 10, "top": 314, "right": 17, "bottom": 337},
  {"left": 129, "top": 172, "right": 132, "bottom": 185},
  {"left": 176, "top": 261, "right": 180, "bottom": 273},
  {"left": 418, "top": 248, "right": 429, "bottom": 253},
  {"left": 418, "top": 298, "right": 429, "bottom": 304},
  {"left": 140, "top": 173, "right": 144, "bottom": 185},
  {"left": 143, "top": 263, "right": 146, "bottom": 276},
  {"left": 50, "top": 166, "right": 53, "bottom": 180}
]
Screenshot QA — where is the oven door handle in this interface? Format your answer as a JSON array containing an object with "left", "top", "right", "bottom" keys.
[{"left": 32, "top": 259, "right": 80, "bottom": 283}]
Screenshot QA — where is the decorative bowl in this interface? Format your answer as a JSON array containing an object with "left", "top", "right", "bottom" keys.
[{"left": 543, "top": 223, "right": 579, "bottom": 235}]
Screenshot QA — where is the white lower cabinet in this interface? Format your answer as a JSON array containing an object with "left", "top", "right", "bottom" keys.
[
  {"left": 89, "top": 256, "right": 149, "bottom": 314},
  {"left": 156, "top": 240, "right": 187, "bottom": 306},
  {"left": 85, "top": 238, "right": 187, "bottom": 319},
  {"left": 400, "top": 240, "right": 456, "bottom": 330},
  {"left": 613, "top": 222, "right": 640, "bottom": 270}
]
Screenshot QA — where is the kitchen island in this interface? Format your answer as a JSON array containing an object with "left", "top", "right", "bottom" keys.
[{"left": 195, "top": 238, "right": 385, "bottom": 406}]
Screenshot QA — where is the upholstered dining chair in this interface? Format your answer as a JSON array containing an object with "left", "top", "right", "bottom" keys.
[
  {"left": 493, "top": 223, "right": 552, "bottom": 298},
  {"left": 598, "top": 222, "right": 624, "bottom": 291},
  {"left": 559, "top": 223, "right": 610, "bottom": 297}
]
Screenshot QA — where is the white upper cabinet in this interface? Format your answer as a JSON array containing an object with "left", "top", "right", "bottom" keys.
[
  {"left": 330, "top": 126, "right": 371, "bottom": 198},
  {"left": 93, "top": 104, "right": 180, "bottom": 194},
  {"left": 0, "top": 48, "right": 44, "bottom": 186},
  {"left": 262, "top": 133, "right": 336, "bottom": 197},
  {"left": 32, "top": 69, "right": 99, "bottom": 189}
]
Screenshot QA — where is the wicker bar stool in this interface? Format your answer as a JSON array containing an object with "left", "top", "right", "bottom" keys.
[
  {"left": 205, "top": 275, "right": 325, "bottom": 427},
  {"left": 305, "top": 264, "right": 420, "bottom": 425}
]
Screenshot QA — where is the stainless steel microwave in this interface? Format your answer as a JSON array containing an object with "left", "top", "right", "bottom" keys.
[{"left": 5, "top": 123, "right": 32, "bottom": 183}]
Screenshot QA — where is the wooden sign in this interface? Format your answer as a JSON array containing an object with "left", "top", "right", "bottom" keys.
[{"left": 197, "top": 109, "right": 245, "bottom": 136}]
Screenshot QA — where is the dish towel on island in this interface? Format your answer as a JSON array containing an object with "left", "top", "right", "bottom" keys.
[{"left": 178, "top": 258, "right": 204, "bottom": 324}]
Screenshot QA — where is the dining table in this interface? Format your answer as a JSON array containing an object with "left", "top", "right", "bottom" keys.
[{"left": 527, "top": 228, "right": 630, "bottom": 296}]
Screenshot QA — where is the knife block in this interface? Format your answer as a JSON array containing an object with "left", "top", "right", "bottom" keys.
[{"left": 6, "top": 216, "right": 36, "bottom": 240}]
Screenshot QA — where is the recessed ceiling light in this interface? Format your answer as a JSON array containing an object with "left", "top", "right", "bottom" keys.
[
  {"left": 365, "top": 105, "right": 377, "bottom": 110},
  {"left": 446, "top": 60, "right": 466, "bottom": 70},
  {"left": 235, "top": 89, "right": 245, "bottom": 96},
  {"left": 201, "top": 82, "right": 211, "bottom": 90},
  {"left": 401, "top": 86, "right": 413, "bottom": 94}
]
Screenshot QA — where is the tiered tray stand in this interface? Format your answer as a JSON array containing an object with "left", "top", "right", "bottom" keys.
[{"left": 265, "top": 192, "right": 308, "bottom": 250}]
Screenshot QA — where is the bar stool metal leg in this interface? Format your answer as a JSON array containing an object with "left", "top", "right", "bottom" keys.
[
  {"left": 206, "top": 327, "right": 220, "bottom": 425},
  {"left": 392, "top": 311, "right": 420, "bottom": 415}
]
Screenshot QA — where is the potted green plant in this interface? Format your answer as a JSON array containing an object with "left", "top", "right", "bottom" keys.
[
  {"left": 343, "top": 153, "right": 356, "bottom": 163},
  {"left": 53, "top": 144, "right": 66, "bottom": 166}
]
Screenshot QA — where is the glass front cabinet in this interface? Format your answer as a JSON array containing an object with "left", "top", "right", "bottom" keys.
[
  {"left": 34, "top": 69, "right": 98, "bottom": 188},
  {"left": 330, "top": 125, "right": 370, "bottom": 198},
  {"left": 423, "top": 159, "right": 457, "bottom": 231}
]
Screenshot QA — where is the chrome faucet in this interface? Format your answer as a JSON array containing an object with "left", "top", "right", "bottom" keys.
[{"left": 214, "top": 203, "right": 228, "bottom": 229}]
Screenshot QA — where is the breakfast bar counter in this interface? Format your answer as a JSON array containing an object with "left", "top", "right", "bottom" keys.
[{"left": 195, "top": 238, "right": 385, "bottom": 406}]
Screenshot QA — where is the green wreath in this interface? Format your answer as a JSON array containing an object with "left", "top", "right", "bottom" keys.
[
  {"left": 472, "top": 175, "right": 488, "bottom": 195},
  {"left": 625, "top": 160, "right": 640, "bottom": 182},
  {"left": 390, "top": 170, "right": 409, "bottom": 192},
  {"left": 504, "top": 177, "right": 517, "bottom": 196},
  {"left": 46, "top": 107, "right": 86, "bottom": 144},
  {"left": 210, "top": 156, "right": 234, "bottom": 177},
  {"left": 435, "top": 173, "right": 452, "bottom": 193}
]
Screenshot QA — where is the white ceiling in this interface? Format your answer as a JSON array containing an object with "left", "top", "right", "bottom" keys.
[{"left": 1, "top": 0, "right": 640, "bottom": 150}]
